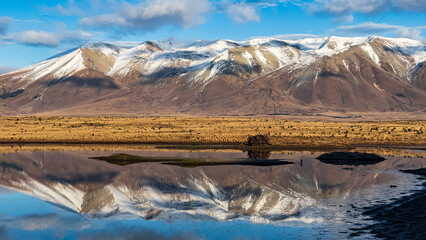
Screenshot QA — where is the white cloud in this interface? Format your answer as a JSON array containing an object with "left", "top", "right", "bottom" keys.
[
  {"left": 225, "top": 1, "right": 260, "bottom": 23},
  {"left": 337, "top": 22, "right": 398, "bottom": 33},
  {"left": 80, "top": 14, "right": 127, "bottom": 28},
  {"left": 60, "top": 29, "right": 93, "bottom": 42},
  {"left": 15, "top": 30, "right": 60, "bottom": 47},
  {"left": 218, "top": 0, "right": 294, "bottom": 23},
  {"left": 390, "top": 0, "right": 426, "bottom": 11},
  {"left": 53, "top": 0, "right": 85, "bottom": 16},
  {"left": 80, "top": 0, "right": 211, "bottom": 33},
  {"left": 335, "top": 22, "right": 426, "bottom": 40},
  {"left": 5, "top": 29, "right": 92, "bottom": 47},
  {"left": 309, "top": 0, "right": 426, "bottom": 22},
  {"left": 0, "top": 17, "right": 12, "bottom": 35},
  {"left": 396, "top": 28, "right": 422, "bottom": 40},
  {"left": 78, "top": 0, "right": 293, "bottom": 32}
]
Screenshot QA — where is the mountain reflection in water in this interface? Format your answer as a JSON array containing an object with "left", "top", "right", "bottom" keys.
[{"left": 0, "top": 148, "right": 424, "bottom": 239}]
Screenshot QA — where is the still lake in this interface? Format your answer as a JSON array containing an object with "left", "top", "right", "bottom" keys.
[{"left": 0, "top": 146, "right": 424, "bottom": 239}]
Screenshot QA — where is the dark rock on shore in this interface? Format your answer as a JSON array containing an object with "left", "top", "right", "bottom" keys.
[
  {"left": 316, "top": 152, "right": 386, "bottom": 166},
  {"left": 358, "top": 168, "right": 426, "bottom": 239}
]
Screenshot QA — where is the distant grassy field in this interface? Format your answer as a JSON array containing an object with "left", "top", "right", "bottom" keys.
[{"left": 0, "top": 117, "right": 424, "bottom": 148}]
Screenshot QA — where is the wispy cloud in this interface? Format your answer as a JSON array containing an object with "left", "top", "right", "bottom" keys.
[
  {"left": 15, "top": 30, "right": 61, "bottom": 47},
  {"left": 223, "top": 1, "right": 260, "bottom": 23},
  {"left": 45, "top": 0, "right": 85, "bottom": 16},
  {"left": 2, "top": 29, "right": 92, "bottom": 47},
  {"left": 13, "top": 19, "right": 43, "bottom": 23},
  {"left": 0, "top": 17, "right": 12, "bottom": 35},
  {"left": 308, "top": 0, "right": 426, "bottom": 22},
  {"left": 80, "top": 0, "right": 211, "bottom": 34},
  {"left": 217, "top": 0, "right": 296, "bottom": 23},
  {"left": 335, "top": 22, "right": 426, "bottom": 40},
  {"left": 78, "top": 0, "right": 295, "bottom": 33},
  {"left": 389, "top": 0, "right": 426, "bottom": 11}
]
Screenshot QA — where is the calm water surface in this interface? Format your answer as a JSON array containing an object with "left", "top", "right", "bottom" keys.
[{"left": 0, "top": 148, "right": 424, "bottom": 239}]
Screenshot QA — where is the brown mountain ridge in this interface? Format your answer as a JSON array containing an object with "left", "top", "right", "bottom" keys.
[{"left": 0, "top": 36, "right": 425, "bottom": 116}]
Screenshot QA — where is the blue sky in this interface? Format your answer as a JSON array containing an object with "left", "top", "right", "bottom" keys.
[{"left": 0, "top": 0, "right": 425, "bottom": 72}]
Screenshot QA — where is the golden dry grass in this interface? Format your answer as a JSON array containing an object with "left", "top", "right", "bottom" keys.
[{"left": 0, "top": 116, "right": 424, "bottom": 147}]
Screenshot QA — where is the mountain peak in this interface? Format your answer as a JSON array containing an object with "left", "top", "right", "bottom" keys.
[
  {"left": 79, "top": 42, "right": 123, "bottom": 57},
  {"left": 0, "top": 35, "right": 425, "bottom": 115},
  {"left": 81, "top": 41, "right": 117, "bottom": 49}
]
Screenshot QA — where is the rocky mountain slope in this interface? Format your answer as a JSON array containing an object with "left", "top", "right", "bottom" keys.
[{"left": 0, "top": 36, "right": 425, "bottom": 115}]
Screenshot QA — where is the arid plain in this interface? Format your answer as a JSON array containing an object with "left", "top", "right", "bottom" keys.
[{"left": 1, "top": 116, "right": 424, "bottom": 149}]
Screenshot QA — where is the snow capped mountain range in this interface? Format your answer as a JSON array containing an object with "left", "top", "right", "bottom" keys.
[
  {"left": 9, "top": 36, "right": 426, "bottom": 85},
  {"left": 0, "top": 36, "right": 425, "bottom": 115}
]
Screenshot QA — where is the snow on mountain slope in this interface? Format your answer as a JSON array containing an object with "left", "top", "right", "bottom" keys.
[
  {"left": 360, "top": 42, "right": 381, "bottom": 66},
  {"left": 63, "top": 173, "right": 315, "bottom": 222},
  {"left": 282, "top": 36, "right": 425, "bottom": 68},
  {"left": 1, "top": 167, "right": 315, "bottom": 223},
  {"left": 2, "top": 42, "right": 124, "bottom": 89},
  {"left": 108, "top": 42, "right": 161, "bottom": 76},
  {"left": 184, "top": 39, "right": 240, "bottom": 55},
  {"left": 8, "top": 49, "right": 86, "bottom": 88},
  {"left": 382, "top": 37, "right": 426, "bottom": 65},
  {"left": 1, "top": 36, "right": 425, "bottom": 92},
  {"left": 108, "top": 36, "right": 425, "bottom": 86},
  {"left": 81, "top": 42, "right": 123, "bottom": 58},
  {"left": 304, "top": 36, "right": 372, "bottom": 55},
  {"left": 9, "top": 176, "right": 85, "bottom": 212}
]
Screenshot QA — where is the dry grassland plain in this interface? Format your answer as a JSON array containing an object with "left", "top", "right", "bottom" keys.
[{"left": 0, "top": 117, "right": 424, "bottom": 149}]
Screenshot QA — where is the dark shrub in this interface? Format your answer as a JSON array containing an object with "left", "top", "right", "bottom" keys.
[{"left": 246, "top": 135, "right": 270, "bottom": 146}]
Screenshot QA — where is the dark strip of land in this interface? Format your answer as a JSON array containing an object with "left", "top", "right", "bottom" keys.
[{"left": 90, "top": 153, "right": 293, "bottom": 167}]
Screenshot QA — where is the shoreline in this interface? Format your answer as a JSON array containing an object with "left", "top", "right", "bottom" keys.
[
  {"left": 0, "top": 142, "right": 425, "bottom": 152},
  {"left": 355, "top": 168, "right": 426, "bottom": 239}
]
